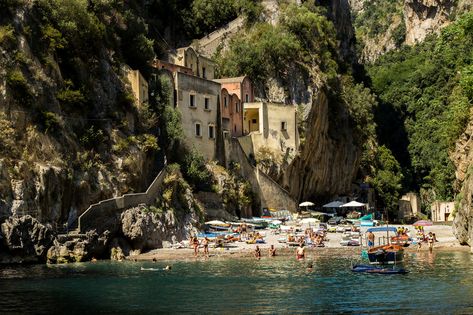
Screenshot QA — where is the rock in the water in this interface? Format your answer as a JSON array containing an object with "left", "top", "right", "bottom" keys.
[
  {"left": 110, "top": 247, "right": 125, "bottom": 261},
  {"left": 46, "top": 230, "right": 110, "bottom": 263},
  {"left": 1, "top": 215, "right": 54, "bottom": 262}
]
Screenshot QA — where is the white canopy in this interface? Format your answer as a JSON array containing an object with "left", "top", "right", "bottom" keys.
[
  {"left": 299, "top": 201, "right": 315, "bottom": 207},
  {"left": 341, "top": 201, "right": 366, "bottom": 207},
  {"left": 271, "top": 220, "right": 283, "bottom": 225},
  {"left": 205, "top": 220, "right": 228, "bottom": 225}
]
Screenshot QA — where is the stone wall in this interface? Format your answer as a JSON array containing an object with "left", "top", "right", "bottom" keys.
[
  {"left": 230, "top": 138, "right": 297, "bottom": 214},
  {"left": 78, "top": 165, "right": 168, "bottom": 233}
]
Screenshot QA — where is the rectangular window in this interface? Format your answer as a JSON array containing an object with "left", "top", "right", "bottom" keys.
[
  {"left": 204, "top": 97, "right": 210, "bottom": 110},
  {"left": 236, "top": 102, "right": 240, "bottom": 113},
  {"left": 190, "top": 94, "right": 195, "bottom": 107},
  {"left": 245, "top": 94, "right": 249, "bottom": 102},
  {"left": 224, "top": 97, "right": 227, "bottom": 108},
  {"left": 252, "top": 119, "right": 257, "bottom": 124},
  {"left": 202, "top": 67, "right": 206, "bottom": 79},
  {"left": 195, "top": 123, "right": 201, "bottom": 136},
  {"left": 281, "top": 121, "right": 287, "bottom": 131},
  {"left": 208, "top": 125, "right": 215, "bottom": 139}
]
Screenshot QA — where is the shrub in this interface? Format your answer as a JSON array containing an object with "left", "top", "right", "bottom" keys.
[
  {"left": 41, "top": 111, "right": 61, "bottom": 134},
  {"left": 6, "top": 68, "right": 33, "bottom": 106},
  {"left": 0, "top": 25, "right": 15, "bottom": 46},
  {"left": 79, "top": 125, "right": 105, "bottom": 149}
]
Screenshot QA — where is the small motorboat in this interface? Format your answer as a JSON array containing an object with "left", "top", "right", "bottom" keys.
[
  {"left": 368, "top": 244, "right": 404, "bottom": 264},
  {"left": 351, "top": 264, "right": 408, "bottom": 274}
]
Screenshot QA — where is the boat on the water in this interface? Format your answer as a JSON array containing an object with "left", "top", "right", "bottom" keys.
[
  {"left": 351, "top": 264, "right": 408, "bottom": 274},
  {"left": 367, "top": 244, "right": 404, "bottom": 264}
]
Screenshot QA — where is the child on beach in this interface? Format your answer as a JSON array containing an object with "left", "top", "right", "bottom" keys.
[{"left": 254, "top": 245, "right": 261, "bottom": 259}]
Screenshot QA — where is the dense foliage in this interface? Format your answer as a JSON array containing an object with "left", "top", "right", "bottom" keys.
[
  {"left": 368, "top": 13, "right": 473, "bottom": 202},
  {"left": 216, "top": 3, "right": 339, "bottom": 86}
]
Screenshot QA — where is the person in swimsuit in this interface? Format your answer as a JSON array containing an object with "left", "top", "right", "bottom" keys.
[
  {"left": 268, "top": 245, "right": 276, "bottom": 257},
  {"left": 427, "top": 232, "right": 434, "bottom": 252},
  {"left": 296, "top": 243, "right": 305, "bottom": 260},
  {"left": 202, "top": 237, "right": 209, "bottom": 257},
  {"left": 254, "top": 245, "right": 261, "bottom": 259},
  {"left": 367, "top": 231, "right": 375, "bottom": 248},
  {"left": 192, "top": 237, "right": 199, "bottom": 257}
]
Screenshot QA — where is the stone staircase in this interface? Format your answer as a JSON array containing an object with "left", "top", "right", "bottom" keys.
[{"left": 195, "top": 16, "right": 245, "bottom": 57}]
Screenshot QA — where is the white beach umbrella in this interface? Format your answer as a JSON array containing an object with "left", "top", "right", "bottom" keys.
[
  {"left": 299, "top": 201, "right": 315, "bottom": 207},
  {"left": 205, "top": 220, "right": 228, "bottom": 226},
  {"left": 340, "top": 201, "right": 366, "bottom": 207}
]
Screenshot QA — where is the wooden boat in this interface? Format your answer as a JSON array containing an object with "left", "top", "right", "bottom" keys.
[{"left": 368, "top": 244, "right": 404, "bottom": 264}]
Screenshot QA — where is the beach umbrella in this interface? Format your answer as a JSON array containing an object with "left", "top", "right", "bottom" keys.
[
  {"left": 205, "top": 220, "right": 228, "bottom": 226},
  {"left": 299, "top": 201, "right": 315, "bottom": 207},
  {"left": 413, "top": 220, "right": 433, "bottom": 226},
  {"left": 322, "top": 201, "right": 344, "bottom": 208},
  {"left": 341, "top": 201, "right": 366, "bottom": 207}
]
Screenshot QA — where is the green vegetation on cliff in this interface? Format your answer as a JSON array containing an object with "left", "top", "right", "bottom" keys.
[{"left": 368, "top": 13, "right": 473, "bottom": 204}]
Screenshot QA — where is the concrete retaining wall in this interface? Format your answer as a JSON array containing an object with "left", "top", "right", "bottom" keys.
[{"left": 78, "top": 165, "right": 168, "bottom": 233}]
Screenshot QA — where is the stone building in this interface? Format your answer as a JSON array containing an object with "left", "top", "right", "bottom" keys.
[
  {"left": 220, "top": 88, "right": 242, "bottom": 138},
  {"left": 167, "top": 46, "right": 216, "bottom": 80},
  {"left": 173, "top": 71, "right": 221, "bottom": 161},
  {"left": 398, "top": 193, "right": 420, "bottom": 221},
  {"left": 124, "top": 65, "right": 148, "bottom": 108},
  {"left": 241, "top": 102, "right": 299, "bottom": 158},
  {"left": 213, "top": 76, "right": 253, "bottom": 138},
  {"left": 431, "top": 201, "right": 454, "bottom": 222}
]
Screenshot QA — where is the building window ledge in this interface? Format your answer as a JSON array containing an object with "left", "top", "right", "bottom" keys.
[{"left": 203, "top": 108, "right": 211, "bottom": 112}]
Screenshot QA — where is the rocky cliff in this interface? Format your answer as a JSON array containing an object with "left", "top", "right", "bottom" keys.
[
  {"left": 0, "top": 3, "right": 161, "bottom": 230},
  {"left": 404, "top": 0, "right": 454, "bottom": 45},
  {"left": 452, "top": 117, "right": 473, "bottom": 247},
  {"left": 282, "top": 88, "right": 361, "bottom": 202}
]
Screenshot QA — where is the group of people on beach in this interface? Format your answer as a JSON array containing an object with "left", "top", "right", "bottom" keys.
[{"left": 191, "top": 236, "right": 209, "bottom": 257}]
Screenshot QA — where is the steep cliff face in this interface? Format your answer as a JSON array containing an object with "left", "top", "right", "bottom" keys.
[
  {"left": 452, "top": 118, "right": 473, "bottom": 246},
  {"left": 282, "top": 88, "right": 361, "bottom": 202},
  {"left": 404, "top": 0, "right": 454, "bottom": 44},
  {"left": 0, "top": 3, "right": 161, "bottom": 229}
]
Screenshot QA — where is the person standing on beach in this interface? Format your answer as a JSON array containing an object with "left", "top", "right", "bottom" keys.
[
  {"left": 268, "top": 245, "right": 276, "bottom": 257},
  {"left": 367, "top": 231, "right": 375, "bottom": 248},
  {"left": 202, "top": 237, "right": 209, "bottom": 257},
  {"left": 192, "top": 237, "right": 200, "bottom": 257},
  {"left": 428, "top": 232, "right": 434, "bottom": 252}
]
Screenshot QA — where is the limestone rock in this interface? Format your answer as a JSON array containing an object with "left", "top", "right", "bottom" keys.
[
  {"left": 121, "top": 207, "right": 161, "bottom": 250},
  {"left": 1, "top": 215, "right": 55, "bottom": 262},
  {"left": 46, "top": 230, "right": 110, "bottom": 263},
  {"left": 282, "top": 88, "right": 360, "bottom": 201},
  {"left": 404, "top": 0, "right": 454, "bottom": 45},
  {"left": 452, "top": 117, "right": 473, "bottom": 246}
]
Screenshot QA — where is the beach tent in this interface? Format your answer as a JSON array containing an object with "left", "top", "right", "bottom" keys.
[
  {"left": 322, "top": 201, "right": 344, "bottom": 208},
  {"left": 341, "top": 201, "right": 366, "bottom": 207}
]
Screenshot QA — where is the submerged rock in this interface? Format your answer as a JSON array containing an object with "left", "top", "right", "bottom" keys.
[{"left": 1, "top": 215, "right": 54, "bottom": 262}]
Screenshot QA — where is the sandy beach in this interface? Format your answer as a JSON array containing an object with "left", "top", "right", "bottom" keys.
[{"left": 133, "top": 224, "right": 468, "bottom": 262}]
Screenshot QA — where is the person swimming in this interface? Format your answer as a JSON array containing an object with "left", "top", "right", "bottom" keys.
[{"left": 306, "top": 262, "right": 313, "bottom": 272}]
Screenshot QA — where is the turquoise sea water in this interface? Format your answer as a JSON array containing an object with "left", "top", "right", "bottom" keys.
[{"left": 1, "top": 250, "right": 473, "bottom": 314}]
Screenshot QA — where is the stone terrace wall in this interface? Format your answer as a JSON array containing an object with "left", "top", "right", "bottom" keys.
[
  {"left": 78, "top": 165, "right": 168, "bottom": 233},
  {"left": 231, "top": 138, "right": 297, "bottom": 214}
]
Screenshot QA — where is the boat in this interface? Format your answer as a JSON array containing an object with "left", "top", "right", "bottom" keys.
[
  {"left": 367, "top": 244, "right": 404, "bottom": 264},
  {"left": 351, "top": 264, "right": 409, "bottom": 274},
  {"left": 205, "top": 220, "right": 231, "bottom": 231},
  {"left": 390, "top": 235, "right": 412, "bottom": 247}
]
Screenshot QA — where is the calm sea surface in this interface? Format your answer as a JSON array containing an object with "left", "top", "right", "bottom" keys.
[{"left": 1, "top": 250, "right": 473, "bottom": 314}]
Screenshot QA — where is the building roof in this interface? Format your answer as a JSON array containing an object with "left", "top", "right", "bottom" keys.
[{"left": 213, "top": 76, "right": 247, "bottom": 84}]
